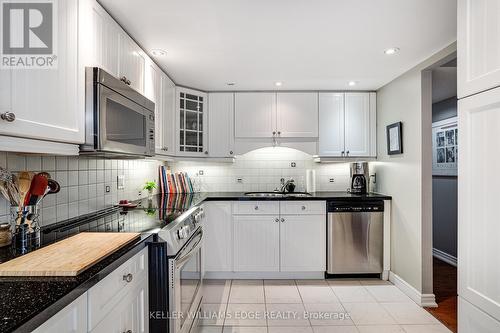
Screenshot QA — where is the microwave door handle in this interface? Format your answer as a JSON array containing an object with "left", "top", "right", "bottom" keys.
[{"left": 175, "top": 231, "right": 203, "bottom": 266}]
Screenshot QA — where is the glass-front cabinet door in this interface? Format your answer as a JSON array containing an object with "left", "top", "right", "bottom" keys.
[{"left": 176, "top": 87, "right": 208, "bottom": 156}]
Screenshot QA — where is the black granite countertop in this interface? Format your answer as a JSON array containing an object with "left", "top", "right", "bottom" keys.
[
  {"left": 199, "top": 191, "right": 392, "bottom": 201},
  {"left": 0, "top": 191, "right": 390, "bottom": 332}
]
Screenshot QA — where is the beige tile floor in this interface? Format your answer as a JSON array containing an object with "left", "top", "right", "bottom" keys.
[{"left": 195, "top": 279, "right": 452, "bottom": 333}]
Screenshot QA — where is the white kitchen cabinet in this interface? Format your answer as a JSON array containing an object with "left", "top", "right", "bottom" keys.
[
  {"left": 118, "top": 34, "right": 145, "bottom": 94},
  {"left": 318, "top": 92, "right": 376, "bottom": 158},
  {"left": 176, "top": 87, "right": 208, "bottom": 156},
  {"left": 79, "top": 0, "right": 120, "bottom": 77},
  {"left": 233, "top": 215, "right": 280, "bottom": 272},
  {"left": 280, "top": 215, "right": 326, "bottom": 272},
  {"left": 277, "top": 92, "right": 318, "bottom": 137},
  {"left": 208, "top": 93, "right": 235, "bottom": 158},
  {"left": 458, "top": 87, "right": 500, "bottom": 324},
  {"left": 90, "top": 280, "right": 148, "bottom": 333},
  {"left": 0, "top": 0, "right": 84, "bottom": 144},
  {"left": 145, "top": 61, "right": 161, "bottom": 151},
  {"left": 159, "top": 73, "right": 176, "bottom": 155},
  {"left": 458, "top": 0, "right": 500, "bottom": 98},
  {"left": 318, "top": 93, "right": 345, "bottom": 157},
  {"left": 344, "top": 92, "right": 372, "bottom": 157},
  {"left": 33, "top": 293, "right": 88, "bottom": 333},
  {"left": 459, "top": 297, "right": 500, "bottom": 333},
  {"left": 204, "top": 202, "right": 233, "bottom": 272},
  {"left": 235, "top": 92, "right": 276, "bottom": 138}
]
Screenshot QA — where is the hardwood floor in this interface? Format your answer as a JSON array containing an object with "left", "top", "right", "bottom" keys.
[{"left": 425, "top": 257, "right": 458, "bottom": 332}]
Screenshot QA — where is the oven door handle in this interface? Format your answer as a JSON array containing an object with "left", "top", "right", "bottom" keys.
[{"left": 175, "top": 230, "right": 203, "bottom": 267}]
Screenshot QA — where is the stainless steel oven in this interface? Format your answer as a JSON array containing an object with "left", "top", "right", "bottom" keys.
[
  {"left": 169, "top": 227, "right": 203, "bottom": 333},
  {"left": 81, "top": 67, "right": 155, "bottom": 157},
  {"left": 150, "top": 206, "right": 205, "bottom": 333}
]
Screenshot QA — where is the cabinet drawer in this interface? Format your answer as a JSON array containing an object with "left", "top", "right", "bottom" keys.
[
  {"left": 233, "top": 201, "right": 280, "bottom": 215},
  {"left": 280, "top": 201, "right": 326, "bottom": 215},
  {"left": 88, "top": 247, "right": 148, "bottom": 331}
]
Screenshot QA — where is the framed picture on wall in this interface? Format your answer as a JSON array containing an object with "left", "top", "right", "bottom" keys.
[
  {"left": 432, "top": 117, "right": 458, "bottom": 176},
  {"left": 386, "top": 122, "right": 403, "bottom": 155}
]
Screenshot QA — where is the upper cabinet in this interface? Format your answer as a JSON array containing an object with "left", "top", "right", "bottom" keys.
[
  {"left": 235, "top": 92, "right": 276, "bottom": 138},
  {"left": 159, "top": 73, "right": 176, "bottom": 156},
  {"left": 208, "top": 93, "right": 235, "bottom": 158},
  {"left": 277, "top": 93, "right": 318, "bottom": 138},
  {"left": 318, "top": 92, "right": 376, "bottom": 157},
  {"left": 118, "top": 34, "right": 145, "bottom": 94},
  {"left": 0, "top": 0, "right": 84, "bottom": 144},
  {"left": 458, "top": 0, "right": 500, "bottom": 98},
  {"left": 176, "top": 87, "right": 208, "bottom": 156}
]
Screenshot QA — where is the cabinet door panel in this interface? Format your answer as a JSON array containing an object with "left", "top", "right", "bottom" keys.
[
  {"left": 144, "top": 62, "right": 162, "bottom": 152},
  {"left": 90, "top": 279, "right": 148, "bottom": 333},
  {"left": 234, "top": 216, "right": 279, "bottom": 272},
  {"left": 458, "top": 87, "right": 500, "bottom": 322},
  {"left": 160, "top": 74, "right": 176, "bottom": 155},
  {"left": 280, "top": 215, "right": 326, "bottom": 272},
  {"left": 277, "top": 92, "right": 318, "bottom": 137},
  {"left": 208, "top": 93, "right": 235, "bottom": 157},
  {"left": 176, "top": 88, "right": 208, "bottom": 156},
  {"left": 458, "top": 0, "right": 500, "bottom": 98},
  {"left": 235, "top": 93, "right": 276, "bottom": 138},
  {"left": 118, "top": 34, "right": 145, "bottom": 94},
  {"left": 1, "top": 0, "right": 83, "bottom": 144},
  {"left": 345, "top": 93, "right": 370, "bottom": 157},
  {"left": 204, "top": 202, "right": 232, "bottom": 272},
  {"left": 33, "top": 293, "right": 87, "bottom": 333},
  {"left": 459, "top": 297, "right": 500, "bottom": 333},
  {"left": 318, "top": 93, "right": 345, "bottom": 156}
]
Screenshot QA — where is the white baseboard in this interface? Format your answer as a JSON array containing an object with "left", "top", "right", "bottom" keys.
[
  {"left": 433, "top": 248, "right": 457, "bottom": 267},
  {"left": 204, "top": 271, "right": 325, "bottom": 280},
  {"left": 389, "top": 271, "right": 438, "bottom": 308}
]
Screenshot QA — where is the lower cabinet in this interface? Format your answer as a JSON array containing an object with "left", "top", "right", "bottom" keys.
[
  {"left": 34, "top": 247, "right": 148, "bottom": 333},
  {"left": 233, "top": 215, "right": 280, "bottom": 272},
  {"left": 280, "top": 215, "right": 326, "bottom": 272},
  {"left": 32, "top": 293, "right": 88, "bottom": 333},
  {"left": 204, "top": 201, "right": 326, "bottom": 274}
]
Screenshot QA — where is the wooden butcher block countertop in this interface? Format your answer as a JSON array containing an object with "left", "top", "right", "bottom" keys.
[{"left": 0, "top": 232, "right": 140, "bottom": 277}]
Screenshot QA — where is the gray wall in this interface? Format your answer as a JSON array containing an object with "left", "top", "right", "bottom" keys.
[{"left": 432, "top": 97, "right": 458, "bottom": 258}]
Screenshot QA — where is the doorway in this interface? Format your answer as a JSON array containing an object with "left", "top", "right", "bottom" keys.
[{"left": 425, "top": 58, "right": 458, "bottom": 332}]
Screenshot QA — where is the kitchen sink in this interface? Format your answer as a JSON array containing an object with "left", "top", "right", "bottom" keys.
[{"left": 244, "top": 192, "right": 312, "bottom": 198}]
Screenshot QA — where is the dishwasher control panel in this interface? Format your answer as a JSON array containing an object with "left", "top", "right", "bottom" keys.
[{"left": 327, "top": 200, "right": 384, "bottom": 213}]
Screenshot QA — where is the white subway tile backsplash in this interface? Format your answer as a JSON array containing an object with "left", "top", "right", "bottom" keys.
[{"left": 0, "top": 153, "right": 163, "bottom": 227}]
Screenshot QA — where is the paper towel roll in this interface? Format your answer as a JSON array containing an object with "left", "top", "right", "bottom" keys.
[{"left": 306, "top": 169, "right": 316, "bottom": 193}]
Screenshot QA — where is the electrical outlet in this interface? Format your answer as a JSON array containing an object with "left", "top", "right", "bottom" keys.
[
  {"left": 105, "top": 185, "right": 111, "bottom": 193},
  {"left": 291, "top": 162, "right": 296, "bottom": 168},
  {"left": 329, "top": 178, "right": 335, "bottom": 183}
]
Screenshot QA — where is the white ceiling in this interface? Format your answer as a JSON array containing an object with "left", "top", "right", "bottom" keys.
[{"left": 99, "top": 0, "right": 457, "bottom": 91}]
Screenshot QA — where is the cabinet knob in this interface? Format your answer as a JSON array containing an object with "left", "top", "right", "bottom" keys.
[
  {"left": 301, "top": 206, "right": 306, "bottom": 211},
  {"left": 346, "top": 151, "right": 350, "bottom": 156},
  {"left": 254, "top": 206, "right": 259, "bottom": 210},
  {"left": 275, "top": 218, "right": 279, "bottom": 223},
  {"left": 0, "top": 112, "right": 15, "bottom": 122},
  {"left": 123, "top": 273, "right": 133, "bottom": 283},
  {"left": 205, "top": 151, "right": 209, "bottom": 155},
  {"left": 272, "top": 131, "right": 276, "bottom": 136},
  {"left": 281, "top": 218, "right": 285, "bottom": 223},
  {"left": 278, "top": 131, "right": 281, "bottom": 135},
  {"left": 341, "top": 151, "right": 345, "bottom": 157},
  {"left": 229, "top": 151, "right": 233, "bottom": 155},
  {"left": 120, "top": 76, "right": 131, "bottom": 85},
  {"left": 123, "top": 330, "right": 132, "bottom": 333}
]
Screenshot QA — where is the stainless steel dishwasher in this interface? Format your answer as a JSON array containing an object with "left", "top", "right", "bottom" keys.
[{"left": 327, "top": 200, "right": 384, "bottom": 274}]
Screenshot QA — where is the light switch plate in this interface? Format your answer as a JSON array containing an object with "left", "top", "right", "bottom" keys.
[{"left": 117, "top": 175, "right": 125, "bottom": 189}]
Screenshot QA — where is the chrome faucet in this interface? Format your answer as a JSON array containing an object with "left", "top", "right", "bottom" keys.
[{"left": 280, "top": 178, "right": 295, "bottom": 193}]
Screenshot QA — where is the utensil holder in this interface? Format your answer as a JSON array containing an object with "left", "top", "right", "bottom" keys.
[{"left": 10, "top": 205, "right": 41, "bottom": 254}]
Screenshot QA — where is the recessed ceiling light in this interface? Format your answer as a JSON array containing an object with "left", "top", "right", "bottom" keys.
[
  {"left": 348, "top": 81, "right": 357, "bottom": 87},
  {"left": 384, "top": 47, "right": 400, "bottom": 55},
  {"left": 227, "top": 82, "right": 236, "bottom": 86},
  {"left": 151, "top": 49, "right": 167, "bottom": 57},
  {"left": 275, "top": 81, "right": 283, "bottom": 87}
]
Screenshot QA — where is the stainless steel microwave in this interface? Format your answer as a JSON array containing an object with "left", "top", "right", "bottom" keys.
[{"left": 80, "top": 67, "right": 155, "bottom": 157}]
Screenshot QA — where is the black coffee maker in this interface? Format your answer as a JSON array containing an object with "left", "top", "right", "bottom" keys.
[{"left": 350, "top": 162, "right": 369, "bottom": 194}]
